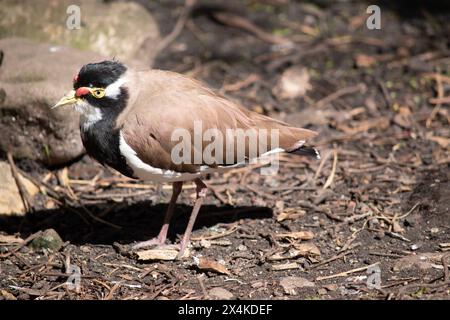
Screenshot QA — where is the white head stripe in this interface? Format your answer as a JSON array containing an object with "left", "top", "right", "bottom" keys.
[{"left": 105, "top": 77, "right": 127, "bottom": 99}]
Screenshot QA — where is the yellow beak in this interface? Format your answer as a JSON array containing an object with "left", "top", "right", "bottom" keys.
[{"left": 52, "top": 90, "right": 79, "bottom": 109}]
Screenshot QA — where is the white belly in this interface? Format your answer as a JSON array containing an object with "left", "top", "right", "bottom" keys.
[{"left": 118, "top": 132, "right": 285, "bottom": 183}]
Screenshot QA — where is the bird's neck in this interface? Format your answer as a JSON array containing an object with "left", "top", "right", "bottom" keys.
[{"left": 79, "top": 101, "right": 135, "bottom": 179}]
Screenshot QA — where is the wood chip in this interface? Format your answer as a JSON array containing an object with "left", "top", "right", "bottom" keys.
[
  {"left": 136, "top": 249, "right": 180, "bottom": 261},
  {"left": 275, "top": 231, "right": 314, "bottom": 240},
  {"left": 276, "top": 208, "right": 306, "bottom": 222},
  {"left": 0, "top": 234, "right": 24, "bottom": 244},
  {"left": 293, "top": 243, "right": 321, "bottom": 256},
  {"left": 272, "top": 262, "right": 299, "bottom": 271}
]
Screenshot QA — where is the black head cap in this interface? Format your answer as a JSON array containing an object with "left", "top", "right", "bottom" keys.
[{"left": 74, "top": 60, "right": 127, "bottom": 89}]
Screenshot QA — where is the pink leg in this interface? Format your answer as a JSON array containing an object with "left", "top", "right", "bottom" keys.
[
  {"left": 177, "top": 178, "right": 208, "bottom": 259},
  {"left": 133, "top": 181, "right": 183, "bottom": 249}
]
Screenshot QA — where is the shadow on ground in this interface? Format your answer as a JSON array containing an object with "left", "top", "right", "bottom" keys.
[{"left": 0, "top": 202, "right": 273, "bottom": 246}]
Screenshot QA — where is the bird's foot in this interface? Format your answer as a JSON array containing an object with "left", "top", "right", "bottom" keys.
[{"left": 132, "top": 236, "right": 167, "bottom": 250}]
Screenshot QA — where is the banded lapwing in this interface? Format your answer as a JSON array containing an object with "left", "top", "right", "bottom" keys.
[{"left": 53, "top": 60, "right": 319, "bottom": 259}]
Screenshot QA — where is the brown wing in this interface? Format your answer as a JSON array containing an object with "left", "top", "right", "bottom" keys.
[{"left": 120, "top": 70, "right": 317, "bottom": 173}]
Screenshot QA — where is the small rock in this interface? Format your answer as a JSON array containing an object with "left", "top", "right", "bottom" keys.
[
  {"left": 410, "top": 243, "right": 421, "bottom": 251},
  {"left": 317, "top": 288, "right": 327, "bottom": 295},
  {"left": 200, "top": 239, "right": 211, "bottom": 248},
  {"left": 209, "top": 287, "right": 234, "bottom": 300},
  {"left": 374, "top": 231, "right": 385, "bottom": 240},
  {"left": 323, "top": 284, "right": 338, "bottom": 291},
  {"left": 29, "top": 229, "right": 63, "bottom": 251},
  {"left": 430, "top": 228, "right": 439, "bottom": 235},
  {"left": 237, "top": 244, "right": 247, "bottom": 251},
  {"left": 404, "top": 214, "right": 420, "bottom": 227},
  {"left": 280, "top": 276, "right": 315, "bottom": 295}
]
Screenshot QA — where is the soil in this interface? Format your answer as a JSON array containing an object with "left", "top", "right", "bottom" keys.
[{"left": 0, "top": 0, "right": 449, "bottom": 300}]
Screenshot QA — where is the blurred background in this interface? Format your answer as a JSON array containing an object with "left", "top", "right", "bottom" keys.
[{"left": 0, "top": 0, "right": 449, "bottom": 300}]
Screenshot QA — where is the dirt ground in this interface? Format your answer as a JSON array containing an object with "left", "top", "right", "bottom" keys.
[{"left": 0, "top": 0, "right": 449, "bottom": 300}]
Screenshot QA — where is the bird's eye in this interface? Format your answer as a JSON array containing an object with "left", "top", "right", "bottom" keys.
[{"left": 91, "top": 88, "right": 105, "bottom": 98}]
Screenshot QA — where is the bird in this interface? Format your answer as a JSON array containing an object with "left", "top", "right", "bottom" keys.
[{"left": 53, "top": 60, "right": 320, "bottom": 259}]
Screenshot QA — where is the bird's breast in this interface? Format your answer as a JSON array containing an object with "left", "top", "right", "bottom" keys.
[{"left": 80, "top": 120, "right": 135, "bottom": 179}]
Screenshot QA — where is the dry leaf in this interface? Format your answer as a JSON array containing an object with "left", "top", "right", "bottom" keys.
[
  {"left": 18, "top": 174, "right": 39, "bottom": 197},
  {"left": 195, "top": 257, "right": 231, "bottom": 275},
  {"left": 427, "top": 134, "right": 450, "bottom": 148},
  {"left": 268, "top": 244, "right": 320, "bottom": 261},
  {"left": 0, "top": 161, "right": 26, "bottom": 215},
  {"left": 275, "top": 231, "right": 314, "bottom": 240},
  {"left": 276, "top": 208, "right": 306, "bottom": 222},
  {"left": 355, "top": 54, "right": 376, "bottom": 68},
  {"left": 293, "top": 243, "right": 321, "bottom": 256}
]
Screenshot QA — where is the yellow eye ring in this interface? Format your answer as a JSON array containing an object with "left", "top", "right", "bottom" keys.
[{"left": 91, "top": 88, "right": 105, "bottom": 98}]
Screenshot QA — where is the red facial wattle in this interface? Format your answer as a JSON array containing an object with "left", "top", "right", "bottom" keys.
[{"left": 75, "top": 87, "right": 90, "bottom": 97}]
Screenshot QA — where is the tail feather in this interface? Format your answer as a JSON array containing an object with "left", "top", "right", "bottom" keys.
[{"left": 287, "top": 145, "right": 321, "bottom": 160}]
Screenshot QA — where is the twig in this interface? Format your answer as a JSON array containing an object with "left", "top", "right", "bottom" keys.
[
  {"left": 309, "top": 250, "right": 354, "bottom": 270},
  {"left": 17, "top": 167, "right": 119, "bottom": 229},
  {"left": 323, "top": 149, "right": 338, "bottom": 190},
  {"left": 314, "top": 149, "right": 332, "bottom": 182},
  {"left": 197, "top": 274, "right": 209, "bottom": 299},
  {"left": 377, "top": 79, "right": 392, "bottom": 108},
  {"left": 104, "top": 282, "right": 121, "bottom": 300},
  {"left": 427, "top": 72, "right": 444, "bottom": 127},
  {"left": 316, "top": 262, "right": 380, "bottom": 281},
  {"left": 315, "top": 84, "right": 365, "bottom": 108},
  {"left": 0, "top": 231, "right": 43, "bottom": 258},
  {"left": 385, "top": 231, "right": 411, "bottom": 242},
  {"left": 191, "top": 224, "right": 238, "bottom": 241},
  {"left": 155, "top": 0, "right": 196, "bottom": 55},
  {"left": 221, "top": 74, "right": 260, "bottom": 93},
  {"left": 6, "top": 152, "right": 31, "bottom": 212},
  {"left": 212, "top": 11, "right": 291, "bottom": 46},
  {"left": 442, "top": 253, "right": 450, "bottom": 281},
  {"left": 397, "top": 202, "right": 420, "bottom": 220},
  {"left": 207, "top": 184, "right": 229, "bottom": 205}
]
